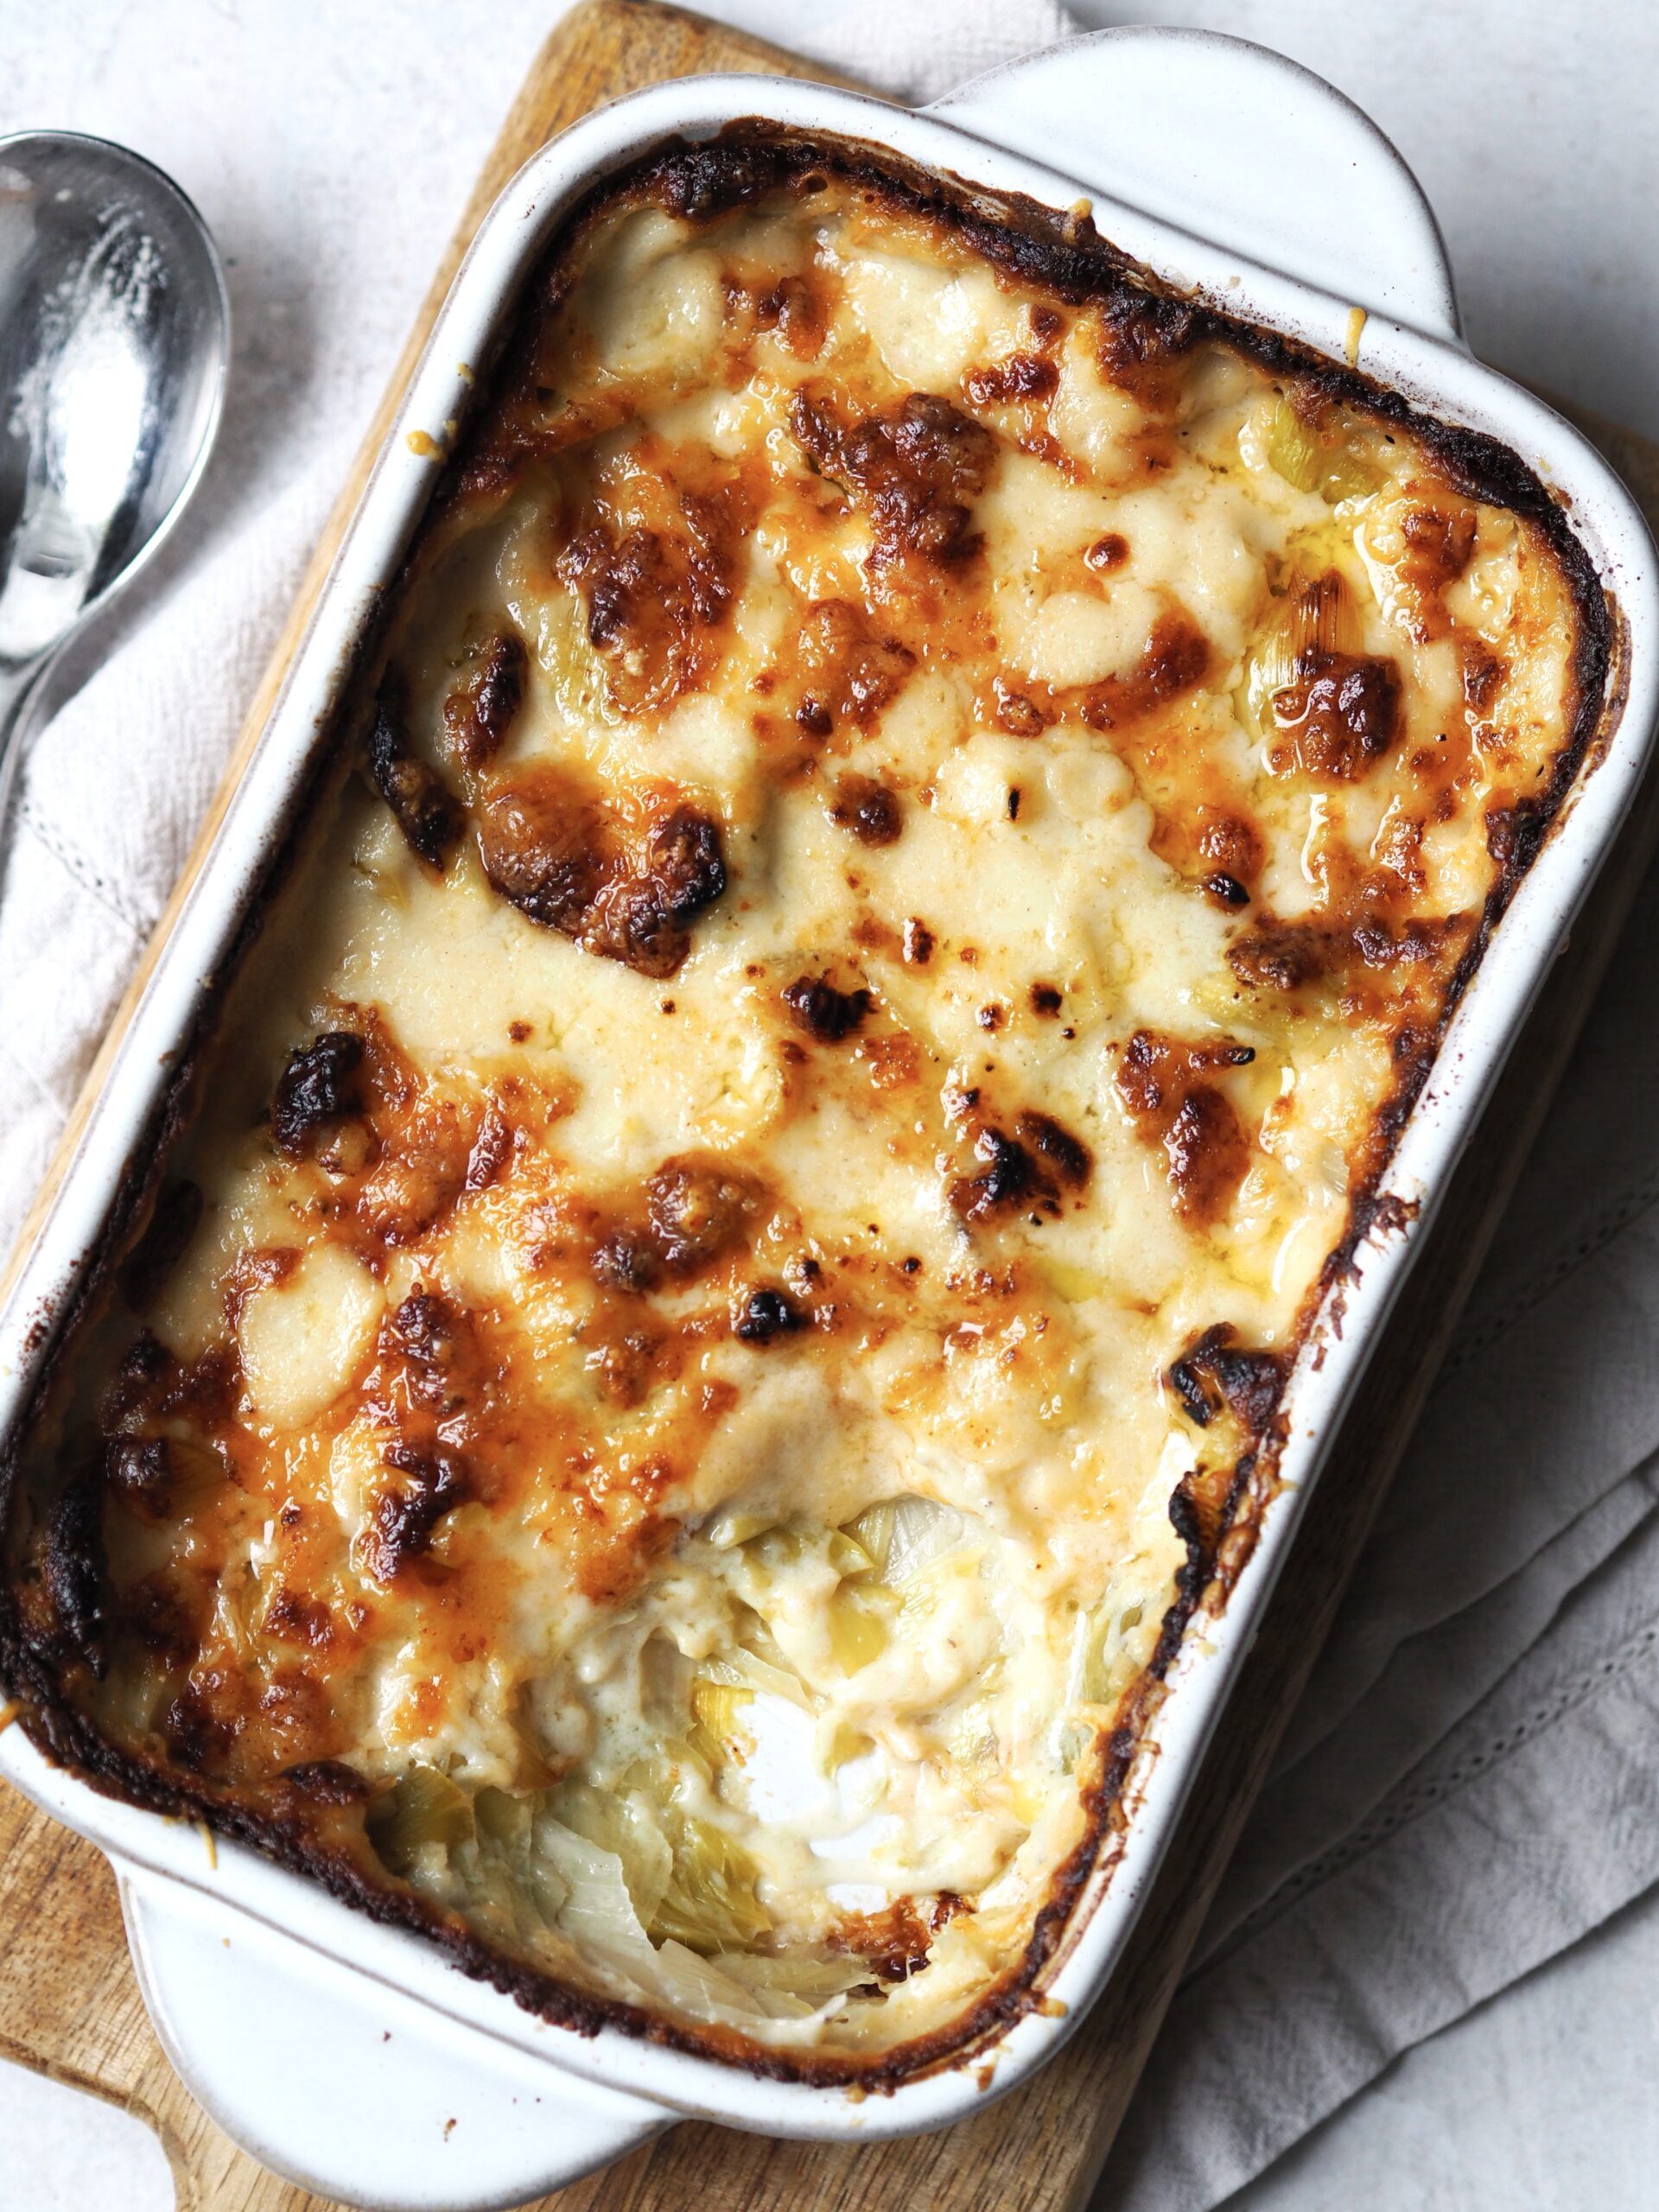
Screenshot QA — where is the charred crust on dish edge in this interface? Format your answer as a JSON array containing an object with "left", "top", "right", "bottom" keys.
[{"left": 0, "top": 122, "right": 1620, "bottom": 2094}]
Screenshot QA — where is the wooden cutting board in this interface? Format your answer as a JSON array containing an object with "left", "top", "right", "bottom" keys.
[{"left": 3, "top": 6, "right": 1656, "bottom": 2208}]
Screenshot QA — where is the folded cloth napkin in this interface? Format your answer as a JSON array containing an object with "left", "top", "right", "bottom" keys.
[{"left": 3, "top": 6, "right": 1656, "bottom": 2210}]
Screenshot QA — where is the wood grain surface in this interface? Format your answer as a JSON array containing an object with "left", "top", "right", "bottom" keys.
[{"left": 3, "top": 6, "right": 1656, "bottom": 2209}]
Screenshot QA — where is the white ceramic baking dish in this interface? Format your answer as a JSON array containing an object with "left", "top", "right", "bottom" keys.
[{"left": 1, "top": 28, "right": 1654, "bottom": 2210}]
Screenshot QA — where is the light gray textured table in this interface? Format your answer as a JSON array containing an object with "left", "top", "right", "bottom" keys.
[{"left": 1, "top": 3, "right": 1654, "bottom": 2207}]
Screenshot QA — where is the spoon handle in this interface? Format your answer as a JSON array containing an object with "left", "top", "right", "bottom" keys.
[{"left": 0, "top": 654, "right": 49, "bottom": 857}]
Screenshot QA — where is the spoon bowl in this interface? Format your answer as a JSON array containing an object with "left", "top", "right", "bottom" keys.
[{"left": 0, "top": 130, "right": 229, "bottom": 816}]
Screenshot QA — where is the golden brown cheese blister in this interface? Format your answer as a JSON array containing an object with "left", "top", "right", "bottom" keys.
[{"left": 1, "top": 134, "right": 1604, "bottom": 2076}]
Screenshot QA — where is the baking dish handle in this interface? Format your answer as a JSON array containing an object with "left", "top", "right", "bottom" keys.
[
  {"left": 929, "top": 26, "right": 1464, "bottom": 348},
  {"left": 117, "top": 1859, "right": 672, "bottom": 2211}
]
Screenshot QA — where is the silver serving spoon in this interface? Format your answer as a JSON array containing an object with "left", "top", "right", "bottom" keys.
[{"left": 0, "top": 130, "right": 228, "bottom": 833}]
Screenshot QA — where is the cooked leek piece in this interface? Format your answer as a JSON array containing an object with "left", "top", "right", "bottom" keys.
[
  {"left": 534, "top": 1816, "right": 657, "bottom": 1974},
  {"left": 1264, "top": 396, "right": 1380, "bottom": 505},
  {"left": 474, "top": 1786, "right": 533, "bottom": 1852},
  {"left": 688, "top": 1673, "right": 756, "bottom": 1768},
  {"left": 827, "top": 1587, "right": 892, "bottom": 1674},
  {"left": 740, "top": 1524, "right": 808, "bottom": 1586},
  {"left": 703, "top": 1506, "right": 778, "bottom": 1549},
  {"left": 705, "top": 1621, "right": 816, "bottom": 1713},
  {"left": 882, "top": 1496, "right": 966, "bottom": 1583},
  {"left": 549, "top": 1781, "right": 673, "bottom": 1928},
  {"left": 651, "top": 1812, "right": 773, "bottom": 1952},
  {"left": 367, "top": 1763, "right": 474, "bottom": 1874},
  {"left": 839, "top": 1497, "right": 963, "bottom": 1585},
  {"left": 537, "top": 585, "right": 610, "bottom": 728},
  {"left": 716, "top": 1948, "right": 874, "bottom": 2003},
  {"left": 842, "top": 1500, "right": 896, "bottom": 1573},
  {"left": 826, "top": 1527, "right": 878, "bottom": 1577},
  {"left": 1079, "top": 1596, "right": 1147, "bottom": 1706},
  {"left": 652, "top": 1938, "right": 814, "bottom": 2022},
  {"left": 1240, "top": 568, "right": 1359, "bottom": 741}
]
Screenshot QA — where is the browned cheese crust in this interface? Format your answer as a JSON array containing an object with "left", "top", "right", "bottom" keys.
[{"left": 0, "top": 125, "right": 1612, "bottom": 2088}]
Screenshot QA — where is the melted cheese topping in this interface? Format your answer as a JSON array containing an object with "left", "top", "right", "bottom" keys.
[{"left": 9, "top": 153, "right": 1590, "bottom": 2064}]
